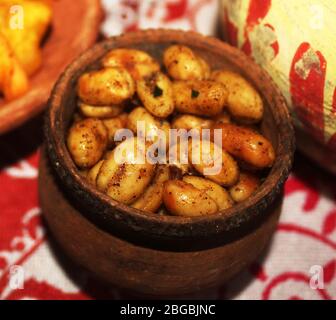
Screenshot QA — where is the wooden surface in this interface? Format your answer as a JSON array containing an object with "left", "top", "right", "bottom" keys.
[{"left": 0, "top": 0, "right": 102, "bottom": 134}]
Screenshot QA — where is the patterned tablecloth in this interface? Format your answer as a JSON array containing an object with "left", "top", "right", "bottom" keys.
[{"left": 0, "top": 0, "right": 335, "bottom": 300}]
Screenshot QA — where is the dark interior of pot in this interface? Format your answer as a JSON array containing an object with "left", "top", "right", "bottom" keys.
[{"left": 45, "top": 30, "right": 294, "bottom": 251}]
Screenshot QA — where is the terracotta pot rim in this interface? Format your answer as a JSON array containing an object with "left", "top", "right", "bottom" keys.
[{"left": 45, "top": 29, "right": 295, "bottom": 241}]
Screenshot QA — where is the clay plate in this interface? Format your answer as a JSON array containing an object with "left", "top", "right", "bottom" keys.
[{"left": 0, "top": 0, "right": 102, "bottom": 134}]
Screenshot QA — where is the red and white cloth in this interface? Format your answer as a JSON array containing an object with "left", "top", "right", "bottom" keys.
[
  {"left": 100, "top": 0, "right": 219, "bottom": 37},
  {"left": 0, "top": 0, "right": 335, "bottom": 300}
]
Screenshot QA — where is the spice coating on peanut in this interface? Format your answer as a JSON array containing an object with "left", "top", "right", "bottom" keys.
[
  {"left": 212, "top": 123, "right": 275, "bottom": 169},
  {"left": 163, "top": 180, "right": 218, "bottom": 217},
  {"left": 67, "top": 46, "right": 275, "bottom": 217},
  {"left": 229, "top": 172, "right": 260, "bottom": 203},
  {"left": 78, "top": 67, "right": 135, "bottom": 106},
  {"left": 67, "top": 118, "right": 108, "bottom": 169},
  {"left": 211, "top": 70, "right": 263, "bottom": 123},
  {"left": 102, "top": 48, "right": 160, "bottom": 80},
  {"left": 173, "top": 80, "right": 227, "bottom": 116},
  {"left": 163, "top": 45, "right": 210, "bottom": 81}
]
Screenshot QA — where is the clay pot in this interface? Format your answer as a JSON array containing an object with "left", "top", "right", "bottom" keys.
[{"left": 40, "top": 29, "right": 295, "bottom": 296}]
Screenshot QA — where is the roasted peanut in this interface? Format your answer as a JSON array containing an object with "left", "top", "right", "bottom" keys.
[
  {"left": 67, "top": 118, "right": 108, "bottom": 169},
  {"left": 87, "top": 160, "right": 104, "bottom": 186},
  {"left": 229, "top": 172, "right": 260, "bottom": 203},
  {"left": 163, "top": 45, "right": 210, "bottom": 80},
  {"left": 211, "top": 70, "right": 263, "bottom": 123},
  {"left": 79, "top": 102, "right": 124, "bottom": 119},
  {"left": 103, "top": 113, "right": 128, "bottom": 146},
  {"left": 183, "top": 176, "right": 233, "bottom": 210},
  {"left": 173, "top": 80, "right": 227, "bottom": 116},
  {"left": 127, "top": 107, "right": 170, "bottom": 144},
  {"left": 172, "top": 114, "right": 214, "bottom": 131},
  {"left": 96, "top": 137, "right": 156, "bottom": 204},
  {"left": 132, "top": 165, "right": 170, "bottom": 212},
  {"left": 69, "top": 45, "right": 275, "bottom": 217},
  {"left": 163, "top": 180, "right": 218, "bottom": 217},
  {"left": 168, "top": 140, "right": 192, "bottom": 175},
  {"left": 77, "top": 67, "right": 135, "bottom": 106},
  {"left": 212, "top": 123, "right": 275, "bottom": 168},
  {"left": 189, "top": 139, "right": 239, "bottom": 187},
  {"left": 136, "top": 72, "right": 174, "bottom": 118},
  {"left": 102, "top": 48, "right": 160, "bottom": 80}
]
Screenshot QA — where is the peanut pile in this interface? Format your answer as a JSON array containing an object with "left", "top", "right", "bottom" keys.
[{"left": 67, "top": 45, "right": 275, "bottom": 217}]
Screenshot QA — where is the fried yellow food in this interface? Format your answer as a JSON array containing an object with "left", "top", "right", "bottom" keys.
[
  {"left": 0, "top": 33, "right": 28, "bottom": 100},
  {"left": 0, "top": 0, "right": 52, "bottom": 101},
  {"left": 0, "top": 0, "right": 52, "bottom": 76}
]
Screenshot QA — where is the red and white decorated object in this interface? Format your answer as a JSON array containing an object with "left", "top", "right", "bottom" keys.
[
  {"left": 0, "top": 0, "right": 335, "bottom": 300},
  {"left": 101, "top": 0, "right": 219, "bottom": 36},
  {"left": 221, "top": 0, "right": 336, "bottom": 173}
]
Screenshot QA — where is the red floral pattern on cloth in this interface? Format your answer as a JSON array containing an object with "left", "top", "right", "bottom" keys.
[
  {"left": 1, "top": 0, "right": 336, "bottom": 300},
  {"left": 100, "top": 0, "right": 219, "bottom": 37}
]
